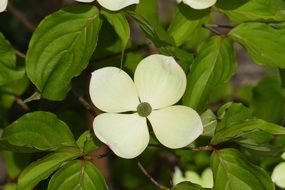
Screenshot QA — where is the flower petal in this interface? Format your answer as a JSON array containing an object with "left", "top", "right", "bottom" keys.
[
  {"left": 181, "top": 0, "right": 216, "bottom": 9},
  {"left": 89, "top": 67, "right": 140, "bottom": 113},
  {"left": 93, "top": 113, "right": 149, "bottom": 159},
  {"left": 0, "top": 0, "right": 8, "bottom": 12},
  {"left": 201, "top": 168, "right": 213, "bottom": 188},
  {"left": 272, "top": 162, "right": 285, "bottom": 188},
  {"left": 148, "top": 105, "right": 203, "bottom": 148},
  {"left": 134, "top": 54, "right": 186, "bottom": 109},
  {"left": 74, "top": 0, "right": 95, "bottom": 3},
  {"left": 97, "top": 0, "right": 139, "bottom": 11}
]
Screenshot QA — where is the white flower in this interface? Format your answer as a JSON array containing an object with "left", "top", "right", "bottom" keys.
[
  {"left": 0, "top": 0, "right": 8, "bottom": 13},
  {"left": 173, "top": 167, "right": 213, "bottom": 188},
  {"left": 75, "top": 0, "right": 139, "bottom": 11},
  {"left": 271, "top": 153, "right": 285, "bottom": 188},
  {"left": 89, "top": 54, "right": 203, "bottom": 159},
  {"left": 176, "top": 0, "right": 216, "bottom": 10}
]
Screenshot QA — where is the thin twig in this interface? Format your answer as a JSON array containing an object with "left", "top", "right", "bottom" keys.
[
  {"left": 92, "top": 43, "right": 149, "bottom": 63},
  {"left": 15, "top": 49, "right": 26, "bottom": 59},
  {"left": 202, "top": 24, "right": 222, "bottom": 35},
  {"left": 204, "top": 24, "right": 234, "bottom": 29},
  {"left": 148, "top": 143, "right": 213, "bottom": 152},
  {"left": 137, "top": 162, "right": 169, "bottom": 190},
  {"left": 7, "top": 3, "right": 36, "bottom": 32},
  {"left": 72, "top": 90, "right": 99, "bottom": 117},
  {"left": 15, "top": 97, "right": 30, "bottom": 111}
]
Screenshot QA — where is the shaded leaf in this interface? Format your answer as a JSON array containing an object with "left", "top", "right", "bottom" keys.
[
  {"left": 0, "top": 33, "right": 25, "bottom": 85},
  {"left": 101, "top": 10, "right": 130, "bottom": 50},
  {"left": 17, "top": 147, "right": 82, "bottom": 190}
]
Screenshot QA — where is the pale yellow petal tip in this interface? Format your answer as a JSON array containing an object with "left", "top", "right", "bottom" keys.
[
  {"left": 173, "top": 167, "right": 213, "bottom": 188},
  {"left": 180, "top": 0, "right": 216, "bottom": 10},
  {"left": 97, "top": 0, "right": 139, "bottom": 11},
  {"left": 281, "top": 152, "right": 285, "bottom": 160},
  {"left": 0, "top": 0, "right": 8, "bottom": 13},
  {"left": 74, "top": 0, "right": 95, "bottom": 3},
  {"left": 272, "top": 162, "right": 285, "bottom": 188}
]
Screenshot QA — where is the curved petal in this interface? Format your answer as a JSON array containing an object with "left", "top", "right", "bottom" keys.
[
  {"left": 97, "top": 0, "right": 139, "bottom": 11},
  {"left": 93, "top": 113, "right": 149, "bottom": 159},
  {"left": 201, "top": 168, "right": 213, "bottom": 188},
  {"left": 0, "top": 0, "right": 8, "bottom": 13},
  {"left": 282, "top": 152, "right": 285, "bottom": 160},
  {"left": 89, "top": 67, "right": 139, "bottom": 113},
  {"left": 272, "top": 162, "right": 285, "bottom": 188},
  {"left": 182, "top": 0, "right": 216, "bottom": 9},
  {"left": 134, "top": 54, "right": 186, "bottom": 109},
  {"left": 74, "top": 0, "right": 95, "bottom": 3},
  {"left": 148, "top": 105, "right": 203, "bottom": 149}
]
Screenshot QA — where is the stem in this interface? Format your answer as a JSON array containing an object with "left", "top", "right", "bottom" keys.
[
  {"left": 72, "top": 90, "right": 100, "bottom": 117},
  {"left": 148, "top": 143, "right": 213, "bottom": 152},
  {"left": 92, "top": 43, "right": 149, "bottom": 63},
  {"left": 202, "top": 24, "right": 222, "bottom": 35},
  {"left": 204, "top": 24, "right": 234, "bottom": 29},
  {"left": 137, "top": 162, "right": 169, "bottom": 190},
  {"left": 7, "top": 3, "right": 36, "bottom": 32},
  {"left": 15, "top": 50, "right": 26, "bottom": 59},
  {"left": 15, "top": 97, "right": 30, "bottom": 111}
]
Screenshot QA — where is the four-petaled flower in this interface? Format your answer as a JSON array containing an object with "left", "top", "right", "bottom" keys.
[
  {"left": 89, "top": 54, "right": 203, "bottom": 159},
  {"left": 0, "top": 0, "right": 8, "bottom": 13},
  {"left": 176, "top": 0, "right": 217, "bottom": 10},
  {"left": 75, "top": 0, "right": 139, "bottom": 11}
]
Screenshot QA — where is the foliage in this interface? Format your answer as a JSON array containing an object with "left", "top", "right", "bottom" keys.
[{"left": 0, "top": 0, "right": 285, "bottom": 189}]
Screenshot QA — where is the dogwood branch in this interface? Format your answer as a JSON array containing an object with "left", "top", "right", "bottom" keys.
[
  {"left": 7, "top": 3, "right": 36, "bottom": 32},
  {"left": 137, "top": 162, "right": 169, "bottom": 190},
  {"left": 72, "top": 90, "right": 100, "bottom": 117},
  {"left": 148, "top": 143, "right": 213, "bottom": 152}
]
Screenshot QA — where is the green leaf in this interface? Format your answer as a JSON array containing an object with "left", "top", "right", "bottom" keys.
[
  {"left": 76, "top": 130, "right": 100, "bottom": 154},
  {"left": 3, "top": 184, "right": 17, "bottom": 190},
  {"left": 211, "top": 119, "right": 285, "bottom": 152},
  {"left": 1, "top": 111, "right": 75, "bottom": 152},
  {"left": 127, "top": 11, "right": 171, "bottom": 48},
  {"left": 101, "top": 10, "right": 130, "bottom": 51},
  {"left": 250, "top": 77, "right": 285, "bottom": 123},
  {"left": 183, "top": 36, "right": 237, "bottom": 112},
  {"left": 215, "top": 0, "right": 285, "bottom": 23},
  {"left": 171, "top": 181, "right": 204, "bottom": 190},
  {"left": 211, "top": 149, "right": 275, "bottom": 190},
  {"left": 0, "top": 151, "right": 30, "bottom": 178},
  {"left": 0, "top": 33, "right": 25, "bottom": 85},
  {"left": 17, "top": 147, "right": 82, "bottom": 190},
  {"left": 48, "top": 160, "right": 108, "bottom": 190},
  {"left": 168, "top": 4, "right": 210, "bottom": 47},
  {"left": 216, "top": 102, "right": 252, "bottom": 132},
  {"left": 135, "top": 0, "right": 174, "bottom": 46},
  {"left": 158, "top": 46, "right": 194, "bottom": 73},
  {"left": 26, "top": 5, "right": 102, "bottom": 100},
  {"left": 229, "top": 23, "right": 285, "bottom": 68},
  {"left": 201, "top": 109, "right": 217, "bottom": 137},
  {"left": 0, "top": 76, "right": 29, "bottom": 128}
]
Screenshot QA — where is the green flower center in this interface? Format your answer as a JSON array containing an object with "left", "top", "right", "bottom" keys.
[{"left": 137, "top": 102, "right": 152, "bottom": 117}]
